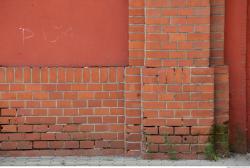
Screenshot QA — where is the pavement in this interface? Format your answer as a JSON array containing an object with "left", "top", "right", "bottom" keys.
[{"left": 0, "top": 153, "right": 250, "bottom": 166}]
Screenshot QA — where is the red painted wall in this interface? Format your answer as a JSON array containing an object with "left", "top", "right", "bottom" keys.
[
  {"left": 225, "top": 0, "right": 248, "bottom": 153},
  {"left": 247, "top": 0, "right": 250, "bottom": 152},
  {"left": 0, "top": 0, "right": 128, "bottom": 66}
]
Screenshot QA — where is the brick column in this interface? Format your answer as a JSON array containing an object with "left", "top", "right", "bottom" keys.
[{"left": 141, "top": 0, "right": 215, "bottom": 159}]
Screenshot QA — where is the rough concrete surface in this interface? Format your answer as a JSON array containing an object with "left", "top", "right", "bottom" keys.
[{"left": 0, "top": 153, "right": 249, "bottom": 166}]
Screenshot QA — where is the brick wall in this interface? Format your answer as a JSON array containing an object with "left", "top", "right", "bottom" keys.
[
  {"left": 142, "top": 67, "right": 214, "bottom": 159},
  {"left": 0, "top": 0, "right": 229, "bottom": 159},
  {"left": 210, "top": 0, "right": 229, "bottom": 124},
  {"left": 140, "top": 0, "right": 218, "bottom": 159},
  {"left": 210, "top": 0, "right": 229, "bottom": 156},
  {"left": 210, "top": 0, "right": 225, "bottom": 65},
  {"left": 0, "top": 67, "right": 125, "bottom": 156}
]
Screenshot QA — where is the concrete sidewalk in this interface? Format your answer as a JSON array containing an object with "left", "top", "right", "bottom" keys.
[{"left": 0, "top": 154, "right": 250, "bottom": 166}]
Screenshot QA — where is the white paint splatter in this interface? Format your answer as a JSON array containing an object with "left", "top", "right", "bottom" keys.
[{"left": 18, "top": 27, "right": 34, "bottom": 45}]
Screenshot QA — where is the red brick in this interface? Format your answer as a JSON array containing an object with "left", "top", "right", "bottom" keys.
[
  {"left": 110, "top": 141, "right": 124, "bottom": 149},
  {"left": 57, "top": 100, "right": 72, "bottom": 108},
  {"left": 10, "top": 84, "right": 24, "bottom": 91},
  {"left": 182, "top": 136, "right": 198, "bottom": 144},
  {"left": 24, "top": 133, "right": 41, "bottom": 140},
  {"left": 191, "top": 127, "right": 211, "bottom": 135},
  {"left": 32, "top": 125, "right": 48, "bottom": 132},
  {"left": 74, "top": 68, "right": 82, "bottom": 82},
  {"left": 25, "top": 84, "right": 41, "bottom": 91},
  {"left": 127, "top": 143, "right": 141, "bottom": 150},
  {"left": 17, "top": 141, "right": 32, "bottom": 150},
  {"left": 91, "top": 68, "right": 100, "bottom": 83},
  {"left": 49, "top": 141, "right": 64, "bottom": 149},
  {"left": 66, "top": 68, "right": 74, "bottom": 82},
  {"left": 57, "top": 117, "right": 73, "bottom": 124},
  {"left": 1, "top": 125, "right": 17, "bottom": 132},
  {"left": 0, "top": 134, "right": 8, "bottom": 141},
  {"left": 144, "top": 127, "right": 158, "bottom": 135},
  {"left": 56, "top": 133, "right": 71, "bottom": 140},
  {"left": 126, "top": 118, "right": 141, "bottom": 125},
  {"left": 147, "top": 136, "right": 165, "bottom": 144},
  {"left": 63, "top": 125, "right": 79, "bottom": 132},
  {"left": 143, "top": 119, "right": 165, "bottom": 126},
  {"left": 79, "top": 125, "right": 94, "bottom": 132},
  {"left": 41, "top": 133, "right": 55, "bottom": 140},
  {"left": 25, "top": 117, "right": 56, "bottom": 124},
  {"left": 65, "top": 141, "right": 79, "bottom": 149},
  {"left": 48, "top": 125, "right": 63, "bottom": 132},
  {"left": 80, "top": 141, "right": 94, "bottom": 149},
  {"left": 88, "top": 117, "right": 102, "bottom": 123},
  {"left": 127, "top": 134, "right": 141, "bottom": 141},
  {"left": 6, "top": 68, "right": 14, "bottom": 82},
  {"left": 175, "top": 127, "right": 190, "bottom": 135},
  {"left": 32, "top": 109, "right": 47, "bottom": 116},
  {"left": 83, "top": 68, "right": 90, "bottom": 82},
  {"left": 103, "top": 116, "right": 117, "bottom": 123},
  {"left": 159, "top": 127, "right": 174, "bottom": 135},
  {"left": 32, "top": 67, "right": 41, "bottom": 83},
  {"left": 1, "top": 142, "right": 17, "bottom": 150},
  {"left": 18, "top": 125, "right": 33, "bottom": 132},
  {"left": 0, "top": 117, "right": 10, "bottom": 124},
  {"left": 0, "top": 68, "right": 5, "bottom": 82},
  {"left": 48, "top": 109, "right": 63, "bottom": 116},
  {"left": 8, "top": 117, "right": 24, "bottom": 125},
  {"left": 73, "top": 117, "right": 87, "bottom": 124},
  {"left": 33, "top": 141, "right": 48, "bottom": 149},
  {"left": 7, "top": 133, "right": 24, "bottom": 140}
]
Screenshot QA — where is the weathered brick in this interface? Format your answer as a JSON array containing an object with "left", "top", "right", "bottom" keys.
[
  {"left": 1, "top": 125, "right": 17, "bottom": 132},
  {"left": 80, "top": 141, "right": 94, "bottom": 149}
]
